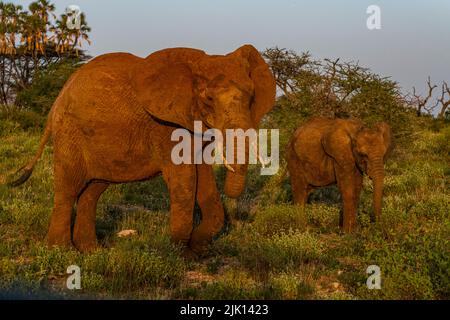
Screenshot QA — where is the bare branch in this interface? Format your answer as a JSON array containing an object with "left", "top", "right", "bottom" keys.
[
  {"left": 437, "top": 81, "right": 450, "bottom": 119},
  {"left": 412, "top": 76, "right": 437, "bottom": 116}
]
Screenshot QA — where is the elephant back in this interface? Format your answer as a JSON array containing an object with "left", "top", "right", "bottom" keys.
[{"left": 145, "top": 47, "right": 206, "bottom": 66}]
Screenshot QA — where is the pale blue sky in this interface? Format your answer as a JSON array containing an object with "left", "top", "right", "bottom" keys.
[{"left": 11, "top": 0, "right": 450, "bottom": 98}]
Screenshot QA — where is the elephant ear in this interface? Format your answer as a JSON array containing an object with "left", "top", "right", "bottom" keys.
[
  {"left": 228, "top": 45, "right": 276, "bottom": 126},
  {"left": 133, "top": 61, "right": 195, "bottom": 131},
  {"left": 322, "top": 126, "right": 356, "bottom": 170},
  {"left": 376, "top": 122, "right": 394, "bottom": 160}
]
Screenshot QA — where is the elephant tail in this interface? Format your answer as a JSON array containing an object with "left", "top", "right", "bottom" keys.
[{"left": 8, "top": 115, "right": 53, "bottom": 188}]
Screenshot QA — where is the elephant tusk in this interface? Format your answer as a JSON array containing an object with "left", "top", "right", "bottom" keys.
[
  {"left": 222, "top": 155, "right": 235, "bottom": 172},
  {"left": 251, "top": 142, "right": 268, "bottom": 168}
]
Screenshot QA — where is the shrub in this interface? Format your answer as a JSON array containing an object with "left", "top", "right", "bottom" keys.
[
  {"left": 216, "top": 224, "right": 325, "bottom": 275},
  {"left": 0, "top": 105, "right": 45, "bottom": 130},
  {"left": 15, "top": 59, "right": 83, "bottom": 116}
]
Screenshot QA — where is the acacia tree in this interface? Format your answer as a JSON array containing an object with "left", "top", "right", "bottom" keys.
[
  {"left": 262, "top": 47, "right": 411, "bottom": 136},
  {"left": 0, "top": 0, "right": 90, "bottom": 105},
  {"left": 262, "top": 47, "right": 318, "bottom": 100}
]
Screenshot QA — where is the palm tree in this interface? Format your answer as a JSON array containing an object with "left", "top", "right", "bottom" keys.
[
  {"left": 0, "top": 0, "right": 91, "bottom": 104},
  {"left": 23, "top": 0, "right": 55, "bottom": 56},
  {"left": 0, "top": 3, "right": 23, "bottom": 55}
]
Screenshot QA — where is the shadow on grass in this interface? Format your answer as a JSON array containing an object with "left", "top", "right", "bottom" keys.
[{"left": 0, "top": 281, "right": 96, "bottom": 300}]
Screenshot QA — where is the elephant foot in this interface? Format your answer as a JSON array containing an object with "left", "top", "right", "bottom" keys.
[
  {"left": 181, "top": 247, "right": 199, "bottom": 260},
  {"left": 73, "top": 224, "right": 98, "bottom": 253},
  {"left": 189, "top": 223, "right": 223, "bottom": 256},
  {"left": 341, "top": 209, "right": 356, "bottom": 233},
  {"left": 47, "top": 233, "right": 73, "bottom": 249},
  {"left": 189, "top": 241, "right": 210, "bottom": 257},
  {"left": 189, "top": 230, "right": 212, "bottom": 249},
  {"left": 73, "top": 237, "right": 98, "bottom": 253},
  {"left": 342, "top": 223, "right": 356, "bottom": 233}
]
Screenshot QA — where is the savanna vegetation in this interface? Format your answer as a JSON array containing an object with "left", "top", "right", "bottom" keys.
[{"left": 0, "top": 1, "right": 449, "bottom": 300}]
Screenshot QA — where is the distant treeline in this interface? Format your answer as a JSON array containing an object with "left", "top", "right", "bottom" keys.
[{"left": 0, "top": 0, "right": 90, "bottom": 109}]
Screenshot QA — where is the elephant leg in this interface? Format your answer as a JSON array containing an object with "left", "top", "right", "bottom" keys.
[
  {"left": 73, "top": 182, "right": 109, "bottom": 252},
  {"left": 353, "top": 170, "right": 363, "bottom": 209},
  {"left": 289, "top": 168, "right": 312, "bottom": 227},
  {"left": 47, "top": 160, "right": 85, "bottom": 248},
  {"left": 288, "top": 154, "right": 311, "bottom": 206},
  {"left": 190, "top": 163, "right": 225, "bottom": 253},
  {"left": 339, "top": 170, "right": 363, "bottom": 227},
  {"left": 47, "top": 190, "right": 76, "bottom": 248},
  {"left": 162, "top": 163, "right": 196, "bottom": 249},
  {"left": 290, "top": 172, "right": 310, "bottom": 206},
  {"left": 336, "top": 167, "right": 357, "bottom": 232}
]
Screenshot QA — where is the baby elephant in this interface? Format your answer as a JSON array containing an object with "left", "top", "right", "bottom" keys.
[{"left": 287, "top": 117, "right": 392, "bottom": 232}]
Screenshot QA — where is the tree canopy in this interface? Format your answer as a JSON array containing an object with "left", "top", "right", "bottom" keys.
[{"left": 0, "top": 0, "right": 90, "bottom": 106}]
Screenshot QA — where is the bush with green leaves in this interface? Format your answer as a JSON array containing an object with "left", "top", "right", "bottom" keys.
[
  {"left": 262, "top": 47, "right": 417, "bottom": 150},
  {"left": 15, "top": 58, "right": 83, "bottom": 115}
]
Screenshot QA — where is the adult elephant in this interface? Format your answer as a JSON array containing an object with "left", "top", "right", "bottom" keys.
[
  {"left": 287, "top": 117, "right": 392, "bottom": 232},
  {"left": 9, "top": 45, "right": 276, "bottom": 254}
]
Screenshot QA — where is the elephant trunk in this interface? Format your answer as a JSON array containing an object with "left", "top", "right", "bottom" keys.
[
  {"left": 223, "top": 121, "right": 251, "bottom": 199},
  {"left": 224, "top": 162, "right": 248, "bottom": 198},
  {"left": 369, "top": 156, "right": 385, "bottom": 221}
]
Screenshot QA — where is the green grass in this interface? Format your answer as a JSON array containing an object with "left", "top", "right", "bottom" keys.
[{"left": 0, "top": 117, "right": 449, "bottom": 299}]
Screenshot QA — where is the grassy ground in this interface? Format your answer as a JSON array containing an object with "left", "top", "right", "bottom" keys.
[{"left": 0, "top": 117, "right": 449, "bottom": 299}]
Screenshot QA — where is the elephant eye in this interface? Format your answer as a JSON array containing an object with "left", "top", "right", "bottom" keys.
[{"left": 204, "top": 94, "right": 215, "bottom": 107}]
